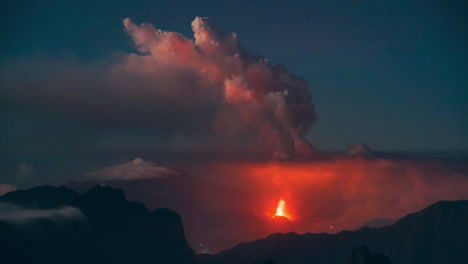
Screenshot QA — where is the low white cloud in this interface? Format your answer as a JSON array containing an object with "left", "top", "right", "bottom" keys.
[
  {"left": 86, "top": 158, "right": 182, "bottom": 181},
  {"left": 0, "top": 203, "right": 86, "bottom": 224}
]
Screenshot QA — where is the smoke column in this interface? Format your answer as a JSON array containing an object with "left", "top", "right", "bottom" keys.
[{"left": 121, "top": 17, "right": 317, "bottom": 158}]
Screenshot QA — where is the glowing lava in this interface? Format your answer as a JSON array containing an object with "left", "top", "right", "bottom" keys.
[
  {"left": 273, "top": 199, "right": 292, "bottom": 220},
  {"left": 275, "top": 200, "right": 287, "bottom": 217}
]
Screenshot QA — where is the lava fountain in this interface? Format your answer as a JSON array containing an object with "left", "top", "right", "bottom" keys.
[{"left": 272, "top": 199, "right": 293, "bottom": 221}]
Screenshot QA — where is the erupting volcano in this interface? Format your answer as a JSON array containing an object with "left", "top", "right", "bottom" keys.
[
  {"left": 272, "top": 199, "right": 293, "bottom": 221},
  {"left": 1, "top": 2, "right": 467, "bottom": 263}
]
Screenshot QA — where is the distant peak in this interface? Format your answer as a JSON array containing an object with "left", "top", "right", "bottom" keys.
[{"left": 345, "top": 143, "right": 374, "bottom": 157}]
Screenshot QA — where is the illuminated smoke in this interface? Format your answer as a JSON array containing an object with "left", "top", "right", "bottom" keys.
[
  {"left": 121, "top": 17, "right": 317, "bottom": 158},
  {"left": 0, "top": 17, "right": 317, "bottom": 159}
]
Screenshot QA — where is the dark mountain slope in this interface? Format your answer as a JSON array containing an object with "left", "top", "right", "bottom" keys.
[
  {"left": 199, "top": 200, "right": 468, "bottom": 264},
  {"left": 0, "top": 185, "right": 195, "bottom": 264},
  {"left": 0, "top": 185, "right": 78, "bottom": 208}
]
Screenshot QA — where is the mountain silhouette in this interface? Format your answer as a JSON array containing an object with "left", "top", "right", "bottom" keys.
[
  {"left": 2, "top": 185, "right": 467, "bottom": 264},
  {"left": 199, "top": 200, "right": 468, "bottom": 264},
  {"left": 0, "top": 185, "right": 195, "bottom": 264},
  {"left": 0, "top": 185, "right": 79, "bottom": 209},
  {"left": 344, "top": 246, "right": 391, "bottom": 264}
]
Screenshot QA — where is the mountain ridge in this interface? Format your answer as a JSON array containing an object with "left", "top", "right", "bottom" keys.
[
  {"left": 0, "top": 184, "right": 195, "bottom": 264},
  {"left": 199, "top": 200, "right": 468, "bottom": 264},
  {"left": 1, "top": 186, "right": 467, "bottom": 264}
]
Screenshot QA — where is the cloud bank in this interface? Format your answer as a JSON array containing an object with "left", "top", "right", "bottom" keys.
[
  {"left": 86, "top": 158, "right": 182, "bottom": 181},
  {"left": 0, "top": 17, "right": 317, "bottom": 159},
  {"left": 0, "top": 203, "right": 86, "bottom": 224}
]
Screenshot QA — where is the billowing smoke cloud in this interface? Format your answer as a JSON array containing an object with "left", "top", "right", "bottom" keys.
[
  {"left": 86, "top": 158, "right": 182, "bottom": 181},
  {"left": 0, "top": 17, "right": 316, "bottom": 159},
  {"left": 118, "top": 17, "right": 316, "bottom": 158}
]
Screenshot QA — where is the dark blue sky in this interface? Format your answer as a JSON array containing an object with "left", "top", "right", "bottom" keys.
[{"left": 1, "top": 0, "right": 467, "bottom": 155}]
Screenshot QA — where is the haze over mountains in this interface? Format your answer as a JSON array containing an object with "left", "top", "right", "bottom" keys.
[
  {"left": 1, "top": 185, "right": 467, "bottom": 264},
  {"left": 3, "top": 150, "right": 468, "bottom": 254}
]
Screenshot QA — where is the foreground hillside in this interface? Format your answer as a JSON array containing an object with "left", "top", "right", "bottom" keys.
[
  {"left": 2, "top": 185, "right": 467, "bottom": 264},
  {"left": 0, "top": 185, "right": 195, "bottom": 264},
  {"left": 199, "top": 200, "right": 468, "bottom": 264}
]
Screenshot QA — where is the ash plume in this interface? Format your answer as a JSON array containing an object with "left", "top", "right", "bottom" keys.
[
  {"left": 0, "top": 17, "right": 316, "bottom": 159},
  {"left": 119, "top": 17, "right": 317, "bottom": 158}
]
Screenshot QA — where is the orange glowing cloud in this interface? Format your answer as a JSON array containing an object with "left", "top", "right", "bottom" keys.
[
  {"left": 120, "top": 17, "right": 317, "bottom": 159},
  {"left": 0, "top": 17, "right": 318, "bottom": 159},
  {"left": 198, "top": 157, "right": 468, "bottom": 236}
]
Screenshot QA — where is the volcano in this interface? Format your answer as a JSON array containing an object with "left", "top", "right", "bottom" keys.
[
  {"left": 271, "top": 215, "right": 292, "bottom": 227},
  {"left": 272, "top": 199, "right": 293, "bottom": 221}
]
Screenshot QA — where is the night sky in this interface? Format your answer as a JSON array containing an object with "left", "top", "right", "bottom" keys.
[
  {"left": 2, "top": 0, "right": 467, "bottom": 155},
  {"left": 1, "top": 0, "right": 468, "bottom": 253}
]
